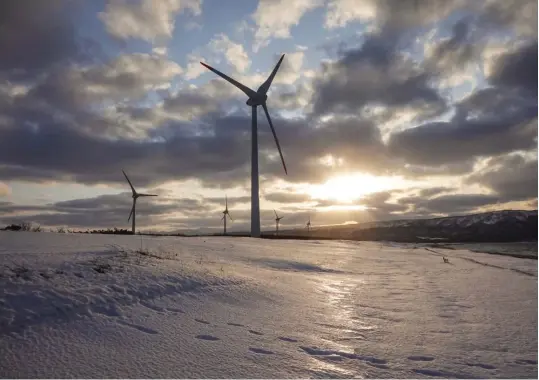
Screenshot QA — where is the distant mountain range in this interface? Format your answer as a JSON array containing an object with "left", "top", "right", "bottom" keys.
[{"left": 274, "top": 210, "right": 538, "bottom": 243}]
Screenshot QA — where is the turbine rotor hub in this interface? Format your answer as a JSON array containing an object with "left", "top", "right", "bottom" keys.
[{"left": 246, "top": 93, "right": 267, "bottom": 106}]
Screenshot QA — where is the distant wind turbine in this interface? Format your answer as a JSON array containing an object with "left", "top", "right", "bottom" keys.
[
  {"left": 306, "top": 215, "right": 311, "bottom": 234},
  {"left": 200, "top": 55, "right": 288, "bottom": 238},
  {"left": 274, "top": 209, "right": 284, "bottom": 235},
  {"left": 122, "top": 170, "right": 157, "bottom": 235},
  {"left": 222, "top": 195, "right": 232, "bottom": 235}
]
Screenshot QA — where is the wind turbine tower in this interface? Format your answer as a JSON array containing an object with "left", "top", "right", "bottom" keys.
[
  {"left": 274, "top": 209, "right": 284, "bottom": 235},
  {"left": 222, "top": 195, "right": 232, "bottom": 235},
  {"left": 200, "top": 55, "right": 288, "bottom": 238},
  {"left": 122, "top": 170, "right": 158, "bottom": 235}
]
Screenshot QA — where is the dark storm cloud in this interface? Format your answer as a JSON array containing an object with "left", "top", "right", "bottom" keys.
[
  {"left": 312, "top": 32, "right": 444, "bottom": 116},
  {"left": 387, "top": 90, "right": 537, "bottom": 167},
  {"left": 488, "top": 41, "right": 538, "bottom": 96},
  {"left": 0, "top": 0, "right": 99, "bottom": 80},
  {"left": 466, "top": 154, "right": 538, "bottom": 201}
]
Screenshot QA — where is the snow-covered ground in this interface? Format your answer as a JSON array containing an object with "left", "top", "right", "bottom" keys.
[{"left": 0, "top": 232, "right": 537, "bottom": 378}]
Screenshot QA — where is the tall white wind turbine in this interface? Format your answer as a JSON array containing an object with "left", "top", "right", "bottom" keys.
[
  {"left": 200, "top": 55, "right": 288, "bottom": 238},
  {"left": 122, "top": 170, "right": 157, "bottom": 235},
  {"left": 222, "top": 195, "right": 232, "bottom": 235},
  {"left": 274, "top": 209, "right": 284, "bottom": 235}
]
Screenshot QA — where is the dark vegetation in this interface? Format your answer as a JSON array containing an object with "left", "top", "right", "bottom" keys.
[{"left": 2, "top": 210, "right": 537, "bottom": 244}]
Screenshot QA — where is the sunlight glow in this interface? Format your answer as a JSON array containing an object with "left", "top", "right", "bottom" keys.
[{"left": 309, "top": 173, "right": 409, "bottom": 203}]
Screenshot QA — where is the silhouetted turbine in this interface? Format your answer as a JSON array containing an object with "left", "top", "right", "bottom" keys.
[
  {"left": 200, "top": 55, "right": 288, "bottom": 238},
  {"left": 122, "top": 170, "right": 157, "bottom": 235}
]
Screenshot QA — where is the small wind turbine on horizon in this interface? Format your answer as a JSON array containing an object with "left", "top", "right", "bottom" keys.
[
  {"left": 274, "top": 209, "right": 284, "bottom": 235},
  {"left": 222, "top": 195, "right": 232, "bottom": 235},
  {"left": 306, "top": 215, "right": 311, "bottom": 234},
  {"left": 200, "top": 55, "right": 288, "bottom": 238},
  {"left": 122, "top": 170, "right": 157, "bottom": 235}
]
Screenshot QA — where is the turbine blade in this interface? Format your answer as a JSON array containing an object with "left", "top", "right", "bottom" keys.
[
  {"left": 127, "top": 202, "right": 135, "bottom": 222},
  {"left": 274, "top": 209, "right": 278, "bottom": 218},
  {"left": 221, "top": 215, "right": 225, "bottom": 221},
  {"left": 122, "top": 169, "right": 137, "bottom": 194},
  {"left": 138, "top": 193, "right": 158, "bottom": 197},
  {"left": 258, "top": 54, "right": 285, "bottom": 94},
  {"left": 200, "top": 62, "right": 258, "bottom": 99},
  {"left": 262, "top": 103, "right": 287, "bottom": 175},
  {"left": 228, "top": 213, "right": 233, "bottom": 221},
  {"left": 225, "top": 195, "right": 228, "bottom": 210}
]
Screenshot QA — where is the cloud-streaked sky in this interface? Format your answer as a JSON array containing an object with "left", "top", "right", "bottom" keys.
[{"left": 0, "top": 0, "right": 537, "bottom": 233}]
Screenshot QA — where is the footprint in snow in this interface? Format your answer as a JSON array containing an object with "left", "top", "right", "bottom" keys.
[{"left": 196, "top": 334, "right": 220, "bottom": 341}]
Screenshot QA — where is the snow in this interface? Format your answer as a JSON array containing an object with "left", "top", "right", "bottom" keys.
[{"left": 0, "top": 232, "right": 537, "bottom": 378}]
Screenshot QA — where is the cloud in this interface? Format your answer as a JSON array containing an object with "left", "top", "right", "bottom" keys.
[
  {"left": 263, "top": 192, "right": 312, "bottom": 204},
  {"left": 209, "top": 34, "right": 251, "bottom": 73},
  {"left": 487, "top": 41, "right": 537, "bottom": 96},
  {"left": 251, "top": 0, "right": 324, "bottom": 51},
  {"left": 312, "top": 33, "right": 444, "bottom": 117},
  {"left": 466, "top": 153, "right": 538, "bottom": 201},
  {"left": 99, "top": 0, "right": 201, "bottom": 44},
  {"left": 324, "top": 0, "right": 463, "bottom": 30},
  {"left": 387, "top": 90, "right": 537, "bottom": 167},
  {"left": 0, "top": 0, "right": 98, "bottom": 81},
  {"left": 0, "top": 182, "right": 10, "bottom": 197}
]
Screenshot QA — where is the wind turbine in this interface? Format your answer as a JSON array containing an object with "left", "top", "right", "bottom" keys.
[
  {"left": 306, "top": 215, "right": 311, "bottom": 235},
  {"left": 274, "top": 209, "right": 284, "bottom": 235},
  {"left": 122, "top": 169, "right": 157, "bottom": 235},
  {"left": 200, "top": 55, "right": 288, "bottom": 238},
  {"left": 222, "top": 195, "right": 232, "bottom": 235}
]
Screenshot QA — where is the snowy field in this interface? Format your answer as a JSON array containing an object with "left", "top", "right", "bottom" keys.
[{"left": 0, "top": 232, "right": 537, "bottom": 379}]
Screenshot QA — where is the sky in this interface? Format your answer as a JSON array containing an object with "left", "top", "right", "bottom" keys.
[{"left": 0, "top": 0, "right": 537, "bottom": 233}]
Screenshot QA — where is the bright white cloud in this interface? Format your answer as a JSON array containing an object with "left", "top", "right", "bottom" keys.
[
  {"left": 252, "top": 0, "right": 324, "bottom": 51},
  {"left": 210, "top": 34, "right": 251, "bottom": 73},
  {"left": 324, "top": 0, "right": 378, "bottom": 29},
  {"left": 99, "top": 0, "right": 202, "bottom": 43}
]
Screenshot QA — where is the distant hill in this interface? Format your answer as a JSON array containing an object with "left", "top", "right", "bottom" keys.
[{"left": 275, "top": 210, "right": 538, "bottom": 243}]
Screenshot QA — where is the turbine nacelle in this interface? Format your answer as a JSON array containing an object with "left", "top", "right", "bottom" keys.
[{"left": 246, "top": 94, "right": 267, "bottom": 107}]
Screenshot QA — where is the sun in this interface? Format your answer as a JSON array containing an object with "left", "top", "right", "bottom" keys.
[{"left": 308, "top": 173, "right": 407, "bottom": 203}]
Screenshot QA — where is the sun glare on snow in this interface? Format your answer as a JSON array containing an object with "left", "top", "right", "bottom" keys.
[{"left": 308, "top": 173, "right": 408, "bottom": 203}]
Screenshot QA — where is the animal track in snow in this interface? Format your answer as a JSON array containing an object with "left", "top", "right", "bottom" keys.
[
  {"left": 407, "top": 355, "right": 435, "bottom": 362},
  {"left": 248, "top": 329, "right": 263, "bottom": 335},
  {"left": 166, "top": 307, "right": 185, "bottom": 314},
  {"left": 227, "top": 322, "right": 244, "bottom": 327},
  {"left": 299, "top": 346, "right": 387, "bottom": 365},
  {"left": 195, "top": 334, "right": 220, "bottom": 341},
  {"left": 117, "top": 320, "right": 159, "bottom": 335},
  {"left": 249, "top": 347, "right": 274, "bottom": 354},
  {"left": 194, "top": 318, "right": 210, "bottom": 324},
  {"left": 139, "top": 301, "right": 165, "bottom": 313},
  {"left": 465, "top": 362, "right": 496, "bottom": 370},
  {"left": 515, "top": 359, "right": 537, "bottom": 365},
  {"left": 278, "top": 336, "right": 298, "bottom": 342}
]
